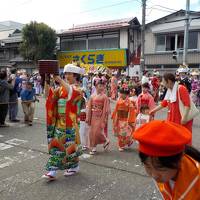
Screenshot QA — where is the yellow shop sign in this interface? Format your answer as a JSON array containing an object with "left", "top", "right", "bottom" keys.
[{"left": 57, "top": 49, "right": 127, "bottom": 68}]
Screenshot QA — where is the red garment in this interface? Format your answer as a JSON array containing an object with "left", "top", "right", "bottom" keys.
[
  {"left": 161, "top": 85, "right": 193, "bottom": 132},
  {"left": 151, "top": 77, "right": 159, "bottom": 90},
  {"left": 136, "top": 92, "right": 156, "bottom": 113},
  {"left": 151, "top": 77, "right": 160, "bottom": 102}
]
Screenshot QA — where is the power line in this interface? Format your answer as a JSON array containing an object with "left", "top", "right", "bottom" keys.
[
  {"left": 147, "top": 5, "right": 178, "bottom": 12},
  {"left": 146, "top": 7, "right": 175, "bottom": 14},
  {"left": 17, "top": 0, "right": 32, "bottom": 7},
  {"left": 76, "top": 0, "right": 141, "bottom": 14}
]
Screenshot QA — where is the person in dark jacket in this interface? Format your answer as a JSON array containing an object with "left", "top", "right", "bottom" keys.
[
  {"left": 8, "top": 69, "right": 20, "bottom": 122},
  {"left": 0, "top": 70, "right": 14, "bottom": 127}
]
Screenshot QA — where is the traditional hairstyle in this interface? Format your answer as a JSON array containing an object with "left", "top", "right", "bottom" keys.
[
  {"left": 94, "top": 78, "right": 105, "bottom": 86},
  {"left": 142, "top": 82, "right": 150, "bottom": 89}
]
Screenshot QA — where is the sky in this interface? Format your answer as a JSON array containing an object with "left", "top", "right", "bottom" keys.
[{"left": 0, "top": 0, "right": 200, "bottom": 31}]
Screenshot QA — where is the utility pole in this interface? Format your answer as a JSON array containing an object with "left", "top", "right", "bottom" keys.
[
  {"left": 183, "top": 0, "right": 190, "bottom": 66},
  {"left": 140, "top": 0, "right": 146, "bottom": 74}
]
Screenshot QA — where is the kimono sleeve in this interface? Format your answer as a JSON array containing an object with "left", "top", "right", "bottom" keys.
[
  {"left": 148, "top": 94, "right": 156, "bottom": 110},
  {"left": 128, "top": 101, "right": 136, "bottom": 123},
  {"left": 71, "top": 87, "right": 82, "bottom": 103},
  {"left": 46, "top": 87, "right": 59, "bottom": 126},
  {"left": 111, "top": 101, "right": 118, "bottom": 120},
  {"left": 136, "top": 95, "right": 141, "bottom": 113},
  {"left": 86, "top": 96, "right": 92, "bottom": 125},
  {"left": 102, "top": 96, "right": 110, "bottom": 122},
  {"left": 161, "top": 100, "right": 168, "bottom": 107}
]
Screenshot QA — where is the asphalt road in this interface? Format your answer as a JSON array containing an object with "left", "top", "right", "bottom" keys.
[{"left": 0, "top": 97, "right": 199, "bottom": 200}]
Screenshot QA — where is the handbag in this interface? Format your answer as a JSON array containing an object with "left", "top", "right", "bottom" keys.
[{"left": 178, "top": 87, "right": 199, "bottom": 122}]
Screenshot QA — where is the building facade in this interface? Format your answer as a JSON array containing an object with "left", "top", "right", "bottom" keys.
[
  {"left": 57, "top": 17, "right": 141, "bottom": 73},
  {"left": 0, "top": 21, "right": 34, "bottom": 72},
  {"left": 145, "top": 10, "right": 200, "bottom": 73}
]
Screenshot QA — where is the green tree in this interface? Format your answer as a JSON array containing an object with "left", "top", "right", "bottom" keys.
[{"left": 20, "top": 21, "right": 57, "bottom": 63}]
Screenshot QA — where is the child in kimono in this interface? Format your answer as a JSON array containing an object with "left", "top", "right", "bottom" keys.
[
  {"left": 112, "top": 87, "right": 136, "bottom": 151},
  {"left": 135, "top": 105, "right": 150, "bottom": 130},
  {"left": 79, "top": 97, "right": 89, "bottom": 150},
  {"left": 86, "top": 78, "right": 110, "bottom": 155}
]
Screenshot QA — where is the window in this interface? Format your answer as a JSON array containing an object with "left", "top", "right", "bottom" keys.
[
  {"left": 14, "top": 48, "right": 19, "bottom": 57},
  {"left": 61, "top": 40, "right": 86, "bottom": 51},
  {"left": 156, "top": 34, "right": 175, "bottom": 51},
  {"left": 0, "top": 50, "right": 4, "bottom": 58},
  {"left": 177, "top": 34, "right": 184, "bottom": 49},
  {"left": 155, "top": 31, "right": 198, "bottom": 52},
  {"left": 166, "top": 35, "right": 175, "bottom": 51},
  {"left": 156, "top": 35, "right": 165, "bottom": 51},
  {"left": 88, "top": 37, "right": 118, "bottom": 50},
  {"left": 188, "top": 32, "right": 198, "bottom": 49}
]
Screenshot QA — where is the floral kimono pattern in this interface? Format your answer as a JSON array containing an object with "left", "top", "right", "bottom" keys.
[
  {"left": 45, "top": 86, "right": 83, "bottom": 171},
  {"left": 112, "top": 98, "right": 136, "bottom": 148}
]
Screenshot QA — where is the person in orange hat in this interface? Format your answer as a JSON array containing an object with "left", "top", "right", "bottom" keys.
[{"left": 133, "top": 120, "right": 200, "bottom": 200}]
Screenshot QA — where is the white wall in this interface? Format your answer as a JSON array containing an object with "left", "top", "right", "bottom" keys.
[
  {"left": 150, "top": 15, "right": 200, "bottom": 33},
  {"left": 120, "top": 28, "right": 128, "bottom": 48}
]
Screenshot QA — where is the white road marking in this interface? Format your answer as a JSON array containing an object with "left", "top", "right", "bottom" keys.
[
  {"left": 5, "top": 138, "right": 27, "bottom": 146},
  {"left": 79, "top": 153, "right": 92, "bottom": 160},
  {"left": 6, "top": 123, "right": 26, "bottom": 128},
  {"left": 0, "top": 134, "right": 4, "bottom": 138},
  {"left": 0, "top": 150, "right": 43, "bottom": 169},
  {"left": 0, "top": 143, "right": 13, "bottom": 150},
  {"left": 112, "top": 160, "right": 130, "bottom": 166}
]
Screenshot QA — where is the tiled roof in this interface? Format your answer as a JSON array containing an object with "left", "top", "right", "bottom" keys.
[
  {"left": 0, "top": 21, "right": 24, "bottom": 42},
  {"left": 2, "top": 35, "right": 22, "bottom": 43},
  {"left": 60, "top": 17, "right": 134, "bottom": 35},
  {"left": 0, "top": 21, "right": 24, "bottom": 31},
  {"left": 0, "top": 30, "right": 14, "bottom": 40}
]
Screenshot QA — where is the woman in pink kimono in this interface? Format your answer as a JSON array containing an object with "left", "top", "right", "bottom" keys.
[
  {"left": 110, "top": 74, "right": 118, "bottom": 100},
  {"left": 86, "top": 78, "right": 110, "bottom": 155}
]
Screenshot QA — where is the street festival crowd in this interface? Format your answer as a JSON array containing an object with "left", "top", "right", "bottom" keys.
[{"left": 1, "top": 63, "right": 200, "bottom": 199}]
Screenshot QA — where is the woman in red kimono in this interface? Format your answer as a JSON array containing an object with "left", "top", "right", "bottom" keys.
[
  {"left": 42, "top": 64, "right": 83, "bottom": 181},
  {"left": 150, "top": 73, "right": 193, "bottom": 133},
  {"left": 86, "top": 78, "right": 110, "bottom": 155}
]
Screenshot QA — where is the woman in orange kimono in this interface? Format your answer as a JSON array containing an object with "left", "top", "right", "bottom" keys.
[
  {"left": 86, "top": 78, "right": 110, "bottom": 155},
  {"left": 112, "top": 86, "right": 136, "bottom": 151},
  {"left": 133, "top": 120, "right": 200, "bottom": 200}
]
